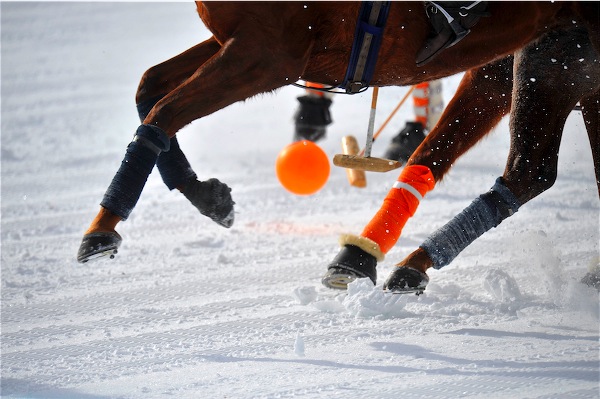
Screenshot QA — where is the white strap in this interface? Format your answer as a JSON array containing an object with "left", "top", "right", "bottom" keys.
[{"left": 393, "top": 181, "right": 423, "bottom": 201}]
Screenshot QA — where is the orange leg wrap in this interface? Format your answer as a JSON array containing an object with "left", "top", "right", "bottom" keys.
[
  {"left": 306, "top": 82, "right": 325, "bottom": 97},
  {"left": 361, "top": 165, "right": 435, "bottom": 254},
  {"left": 413, "top": 81, "right": 430, "bottom": 128}
]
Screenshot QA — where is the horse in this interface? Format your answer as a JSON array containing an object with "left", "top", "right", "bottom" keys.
[{"left": 76, "top": 2, "right": 600, "bottom": 293}]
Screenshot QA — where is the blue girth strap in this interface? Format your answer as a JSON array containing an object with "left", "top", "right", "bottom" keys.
[{"left": 342, "top": 1, "right": 391, "bottom": 94}]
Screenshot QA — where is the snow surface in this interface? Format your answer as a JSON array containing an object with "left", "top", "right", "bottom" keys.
[{"left": 2, "top": 3, "right": 599, "bottom": 399}]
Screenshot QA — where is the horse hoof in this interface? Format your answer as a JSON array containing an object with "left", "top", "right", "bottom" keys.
[
  {"left": 581, "top": 259, "right": 600, "bottom": 290},
  {"left": 293, "top": 95, "right": 332, "bottom": 142},
  {"left": 383, "top": 267, "right": 429, "bottom": 295},
  {"left": 183, "top": 178, "right": 235, "bottom": 228},
  {"left": 322, "top": 245, "right": 377, "bottom": 290},
  {"left": 77, "top": 231, "right": 122, "bottom": 263},
  {"left": 383, "top": 121, "right": 426, "bottom": 163}
]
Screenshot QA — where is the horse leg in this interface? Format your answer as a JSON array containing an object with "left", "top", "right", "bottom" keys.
[
  {"left": 322, "top": 56, "right": 514, "bottom": 289},
  {"left": 136, "top": 37, "right": 235, "bottom": 228},
  {"left": 578, "top": 89, "right": 600, "bottom": 289},
  {"left": 136, "top": 37, "right": 221, "bottom": 108},
  {"left": 78, "top": 28, "right": 311, "bottom": 263},
  {"left": 386, "top": 27, "right": 600, "bottom": 293},
  {"left": 77, "top": 38, "right": 222, "bottom": 263},
  {"left": 580, "top": 90, "right": 600, "bottom": 197},
  {"left": 503, "top": 27, "right": 598, "bottom": 204}
]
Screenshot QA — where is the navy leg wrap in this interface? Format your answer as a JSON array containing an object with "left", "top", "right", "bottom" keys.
[
  {"left": 137, "top": 95, "right": 165, "bottom": 122},
  {"left": 156, "top": 137, "right": 197, "bottom": 190},
  {"left": 137, "top": 96, "right": 197, "bottom": 190},
  {"left": 100, "top": 124, "right": 170, "bottom": 220},
  {"left": 421, "top": 177, "right": 520, "bottom": 269}
]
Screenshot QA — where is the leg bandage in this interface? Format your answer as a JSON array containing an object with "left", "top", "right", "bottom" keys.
[
  {"left": 156, "top": 137, "right": 197, "bottom": 190},
  {"left": 137, "top": 95, "right": 165, "bottom": 122},
  {"left": 360, "top": 165, "right": 435, "bottom": 255},
  {"left": 137, "top": 96, "right": 197, "bottom": 191},
  {"left": 421, "top": 177, "right": 520, "bottom": 269},
  {"left": 100, "top": 124, "right": 170, "bottom": 220}
]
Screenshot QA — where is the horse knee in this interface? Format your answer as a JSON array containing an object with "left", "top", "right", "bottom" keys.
[
  {"left": 136, "top": 65, "right": 166, "bottom": 105},
  {"left": 504, "top": 166, "right": 557, "bottom": 204},
  {"left": 532, "top": 169, "right": 558, "bottom": 195}
]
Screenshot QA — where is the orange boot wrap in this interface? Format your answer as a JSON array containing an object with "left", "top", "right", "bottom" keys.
[
  {"left": 356, "top": 165, "right": 435, "bottom": 255},
  {"left": 412, "top": 82, "right": 430, "bottom": 129}
]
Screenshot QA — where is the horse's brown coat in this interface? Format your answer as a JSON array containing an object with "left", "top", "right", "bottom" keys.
[{"left": 85, "top": 1, "right": 599, "bottom": 279}]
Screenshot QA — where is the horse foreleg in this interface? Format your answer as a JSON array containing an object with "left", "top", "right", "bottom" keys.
[
  {"left": 136, "top": 37, "right": 223, "bottom": 193},
  {"left": 322, "top": 57, "right": 514, "bottom": 290},
  {"left": 386, "top": 27, "right": 600, "bottom": 293},
  {"left": 77, "top": 122, "right": 170, "bottom": 263},
  {"left": 77, "top": 38, "right": 223, "bottom": 263},
  {"left": 136, "top": 36, "right": 221, "bottom": 111},
  {"left": 136, "top": 37, "right": 235, "bottom": 227}
]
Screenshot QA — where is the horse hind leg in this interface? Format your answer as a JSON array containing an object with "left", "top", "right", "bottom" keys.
[
  {"left": 386, "top": 27, "right": 599, "bottom": 293},
  {"left": 580, "top": 89, "right": 600, "bottom": 197},
  {"left": 579, "top": 90, "right": 600, "bottom": 289}
]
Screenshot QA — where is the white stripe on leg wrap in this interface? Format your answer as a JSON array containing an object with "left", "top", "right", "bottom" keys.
[{"left": 392, "top": 181, "right": 423, "bottom": 201}]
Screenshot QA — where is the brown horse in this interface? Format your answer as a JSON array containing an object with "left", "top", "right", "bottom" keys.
[{"left": 77, "top": 2, "right": 599, "bottom": 292}]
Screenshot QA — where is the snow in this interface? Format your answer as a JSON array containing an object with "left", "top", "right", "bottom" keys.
[{"left": 2, "top": 3, "right": 599, "bottom": 398}]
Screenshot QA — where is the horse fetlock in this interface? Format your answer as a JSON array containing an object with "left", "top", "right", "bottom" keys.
[
  {"left": 183, "top": 178, "right": 235, "bottom": 228},
  {"left": 395, "top": 248, "right": 433, "bottom": 274}
]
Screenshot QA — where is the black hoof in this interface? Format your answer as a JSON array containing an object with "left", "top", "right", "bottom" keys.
[
  {"left": 383, "top": 121, "right": 426, "bottom": 163},
  {"left": 322, "top": 245, "right": 377, "bottom": 290},
  {"left": 293, "top": 95, "right": 332, "bottom": 143},
  {"left": 77, "top": 231, "right": 122, "bottom": 263},
  {"left": 383, "top": 267, "right": 429, "bottom": 295},
  {"left": 183, "top": 178, "right": 235, "bottom": 228}
]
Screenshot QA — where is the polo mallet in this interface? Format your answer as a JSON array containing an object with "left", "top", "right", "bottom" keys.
[
  {"left": 335, "top": 86, "right": 416, "bottom": 186},
  {"left": 340, "top": 135, "right": 367, "bottom": 187}
]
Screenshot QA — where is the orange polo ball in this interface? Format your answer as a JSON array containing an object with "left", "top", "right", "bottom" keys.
[{"left": 275, "top": 140, "right": 330, "bottom": 195}]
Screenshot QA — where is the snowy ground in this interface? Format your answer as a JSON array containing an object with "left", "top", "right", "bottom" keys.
[{"left": 2, "top": 3, "right": 599, "bottom": 399}]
